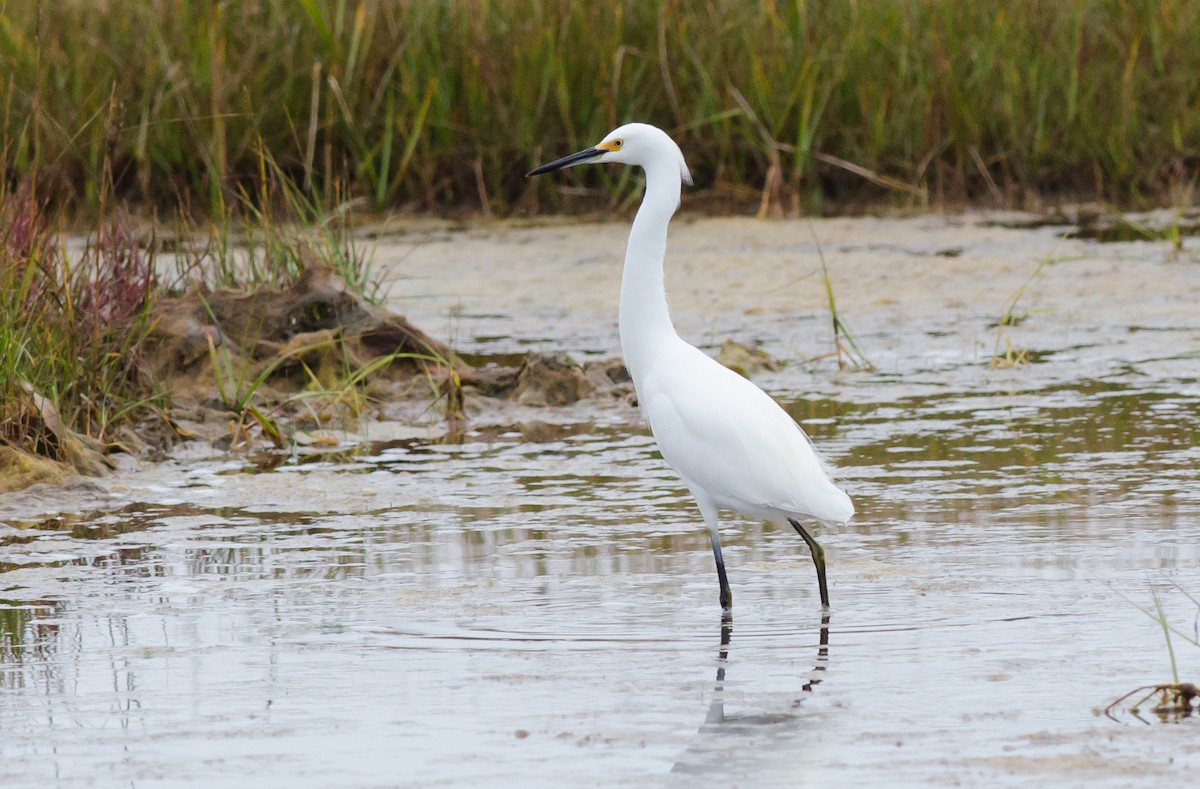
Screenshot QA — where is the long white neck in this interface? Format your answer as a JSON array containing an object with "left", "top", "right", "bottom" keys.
[{"left": 619, "top": 157, "right": 682, "bottom": 392}]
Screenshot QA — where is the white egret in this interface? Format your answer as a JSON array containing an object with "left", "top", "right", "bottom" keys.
[{"left": 528, "top": 123, "right": 853, "bottom": 610}]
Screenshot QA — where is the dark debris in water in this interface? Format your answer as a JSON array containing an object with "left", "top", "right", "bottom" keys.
[
  {"left": 985, "top": 210, "right": 1200, "bottom": 243},
  {"left": 982, "top": 214, "right": 1075, "bottom": 230},
  {"left": 1104, "top": 682, "right": 1199, "bottom": 724},
  {"left": 1064, "top": 219, "right": 1200, "bottom": 243}
]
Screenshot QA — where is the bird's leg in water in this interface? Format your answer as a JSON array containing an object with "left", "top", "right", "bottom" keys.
[
  {"left": 800, "top": 611, "right": 831, "bottom": 697},
  {"left": 788, "top": 518, "right": 830, "bottom": 608},
  {"left": 707, "top": 526, "right": 733, "bottom": 611},
  {"left": 717, "top": 612, "right": 732, "bottom": 684},
  {"left": 703, "top": 612, "right": 734, "bottom": 726}
]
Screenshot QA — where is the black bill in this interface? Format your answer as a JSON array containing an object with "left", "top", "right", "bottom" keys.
[{"left": 526, "top": 146, "right": 603, "bottom": 177}]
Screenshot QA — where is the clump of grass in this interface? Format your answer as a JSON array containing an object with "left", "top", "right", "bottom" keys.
[
  {"left": 4, "top": 0, "right": 1200, "bottom": 218},
  {"left": 165, "top": 154, "right": 462, "bottom": 454},
  {"left": 0, "top": 142, "right": 427, "bottom": 477},
  {"left": 808, "top": 223, "right": 873, "bottom": 372},
  {"left": 281, "top": 344, "right": 466, "bottom": 445},
  {"left": 0, "top": 186, "right": 161, "bottom": 468},
  {"left": 170, "top": 143, "right": 377, "bottom": 300},
  {"left": 988, "top": 252, "right": 1063, "bottom": 369}
]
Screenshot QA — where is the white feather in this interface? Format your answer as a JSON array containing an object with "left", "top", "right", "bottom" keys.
[{"left": 642, "top": 339, "right": 854, "bottom": 526}]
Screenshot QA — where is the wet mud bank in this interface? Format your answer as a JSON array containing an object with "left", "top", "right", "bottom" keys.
[
  {"left": 2, "top": 257, "right": 638, "bottom": 492},
  {"left": 2, "top": 212, "right": 1199, "bottom": 787}
]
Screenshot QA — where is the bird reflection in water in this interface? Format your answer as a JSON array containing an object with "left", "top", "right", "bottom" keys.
[{"left": 671, "top": 613, "right": 831, "bottom": 776}]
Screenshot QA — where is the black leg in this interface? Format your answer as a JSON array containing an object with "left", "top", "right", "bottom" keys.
[
  {"left": 707, "top": 526, "right": 733, "bottom": 611},
  {"left": 788, "top": 518, "right": 829, "bottom": 608}
]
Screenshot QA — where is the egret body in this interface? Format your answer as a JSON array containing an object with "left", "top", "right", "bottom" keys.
[{"left": 528, "top": 123, "right": 853, "bottom": 610}]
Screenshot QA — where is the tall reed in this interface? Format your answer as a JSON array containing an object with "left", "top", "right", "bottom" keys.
[{"left": 3, "top": 0, "right": 1198, "bottom": 217}]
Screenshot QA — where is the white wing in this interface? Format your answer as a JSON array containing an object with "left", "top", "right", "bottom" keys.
[{"left": 640, "top": 341, "right": 854, "bottom": 525}]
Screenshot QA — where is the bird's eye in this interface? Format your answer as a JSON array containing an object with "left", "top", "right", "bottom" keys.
[{"left": 612, "top": 140, "right": 623, "bottom": 149}]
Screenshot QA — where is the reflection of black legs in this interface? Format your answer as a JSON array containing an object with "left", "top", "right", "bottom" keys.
[
  {"left": 703, "top": 612, "right": 734, "bottom": 727},
  {"left": 801, "top": 611, "right": 831, "bottom": 696},
  {"left": 716, "top": 612, "right": 732, "bottom": 685},
  {"left": 707, "top": 527, "right": 733, "bottom": 611},
  {"left": 788, "top": 518, "right": 830, "bottom": 608}
]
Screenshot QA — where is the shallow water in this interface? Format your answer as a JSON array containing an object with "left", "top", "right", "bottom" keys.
[{"left": 2, "top": 214, "right": 1199, "bottom": 787}]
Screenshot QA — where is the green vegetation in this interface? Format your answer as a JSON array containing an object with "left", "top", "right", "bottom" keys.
[
  {"left": 0, "top": 190, "right": 159, "bottom": 468},
  {"left": 0, "top": 161, "right": 386, "bottom": 479},
  {"left": 4, "top": 0, "right": 1199, "bottom": 217},
  {"left": 808, "top": 222, "right": 872, "bottom": 371}
]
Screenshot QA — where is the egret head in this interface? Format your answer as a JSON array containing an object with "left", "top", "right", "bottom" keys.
[{"left": 527, "top": 123, "right": 693, "bottom": 186}]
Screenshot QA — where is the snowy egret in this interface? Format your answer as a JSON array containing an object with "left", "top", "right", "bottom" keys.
[{"left": 528, "top": 123, "right": 854, "bottom": 610}]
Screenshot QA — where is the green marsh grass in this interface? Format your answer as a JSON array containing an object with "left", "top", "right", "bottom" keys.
[
  {"left": 4, "top": 0, "right": 1200, "bottom": 217},
  {"left": 0, "top": 154, "right": 383, "bottom": 469},
  {"left": 169, "top": 144, "right": 376, "bottom": 298},
  {"left": 0, "top": 189, "right": 161, "bottom": 463}
]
